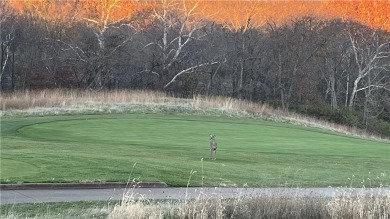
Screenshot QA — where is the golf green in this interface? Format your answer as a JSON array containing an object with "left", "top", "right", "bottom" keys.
[{"left": 1, "top": 114, "right": 389, "bottom": 187}]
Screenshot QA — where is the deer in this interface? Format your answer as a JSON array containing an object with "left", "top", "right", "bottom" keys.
[{"left": 210, "top": 134, "right": 218, "bottom": 160}]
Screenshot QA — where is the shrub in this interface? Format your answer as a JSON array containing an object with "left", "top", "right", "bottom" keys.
[
  {"left": 331, "top": 108, "right": 359, "bottom": 127},
  {"left": 367, "top": 119, "right": 390, "bottom": 137},
  {"left": 290, "top": 104, "right": 358, "bottom": 127}
]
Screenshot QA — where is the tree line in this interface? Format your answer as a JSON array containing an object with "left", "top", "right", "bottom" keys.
[{"left": 1, "top": 2, "right": 389, "bottom": 136}]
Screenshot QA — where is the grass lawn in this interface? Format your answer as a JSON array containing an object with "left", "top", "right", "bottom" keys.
[
  {"left": 0, "top": 201, "right": 112, "bottom": 218},
  {"left": 1, "top": 113, "right": 389, "bottom": 187}
]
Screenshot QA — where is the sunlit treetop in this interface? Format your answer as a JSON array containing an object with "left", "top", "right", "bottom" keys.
[{"left": 7, "top": 0, "right": 390, "bottom": 31}]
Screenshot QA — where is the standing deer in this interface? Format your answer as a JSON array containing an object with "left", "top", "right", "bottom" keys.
[{"left": 210, "top": 134, "right": 218, "bottom": 160}]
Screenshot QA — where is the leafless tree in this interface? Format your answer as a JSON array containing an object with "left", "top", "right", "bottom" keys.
[
  {"left": 0, "top": 2, "right": 15, "bottom": 90},
  {"left": 268, "top": 17, "right": 322, "bottom": 110},
  {"left": 56, "top": 0, "right": 139, "bottom": 89},
  {"left": 142, "top": 0, "right": 221, "bottom": 89},
  {"left": 223, "top": 28, "right": 264, "bottom": 99},
  {"left": 316, "top": 21, "right": 354, "bottom": 111},
  {"left": 348, "top": 29, "right": 390, "bottom": 110}
]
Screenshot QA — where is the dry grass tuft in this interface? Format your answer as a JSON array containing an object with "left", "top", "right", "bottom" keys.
[
  {"left": 225, "top": 195, "right": 328, "bottom": 219},
  {"left": 106, "top": 187, "right": 390, "bottom": 219},
  {"left": 1, "top": 89, "right": 387, "bottom": 141},
  {"left": 328, "top": 189, "right": 390, "bottom": 219},
  {"left": 108, "top": 201, "right": 163, "bottom": 219},
  {"left": 173, "top": 195, "right": 225, "bottom": 219}
]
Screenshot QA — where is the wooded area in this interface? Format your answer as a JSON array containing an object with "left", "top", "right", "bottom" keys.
[{"left": 1, "top": 0, "right": 389, "bottom": 136}]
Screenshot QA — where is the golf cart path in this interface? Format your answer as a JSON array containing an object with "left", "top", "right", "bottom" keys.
[{"left": 2, "top": 187, "right": 390, "bottom": 204}]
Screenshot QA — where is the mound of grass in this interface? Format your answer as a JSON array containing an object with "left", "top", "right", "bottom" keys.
[
  {"left": 1, "top": 114, "right": 389, "bottom": 187},
  {"left": 2, "top": 89, "right": 386, "bottom": 141}
]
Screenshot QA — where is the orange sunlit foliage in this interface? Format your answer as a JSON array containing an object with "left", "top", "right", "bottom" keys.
[
  {"left": 195, "top": 0, "right": 390, "bottom": 31},
  {"left": 8, "top": 0, "right": 155, "bottom": 26},
  {"left": 7, "top": 0, "right": 390, "bottom": 31},
  {"left": 9, "top": 0, "right": 79, "bottom": 24},
  {"left": 322, "top": 0, "right": 390, "bottom": 30}
]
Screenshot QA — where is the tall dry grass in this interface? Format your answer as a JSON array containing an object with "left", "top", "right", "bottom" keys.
[
  {"left": 107, "top": 187, "right": 390, "bottom": 219},
  {"left": 0, "top": 89, "right": 170, "bottom": 110},
  {"left": 328, "top": 191, "right": 390, "bottom": 219},
  {"left": 2, "top": 188, "right": 388, "bottom": 219},
  {"left": 0, "top": 89, "right": 387, "bottom": 141}
]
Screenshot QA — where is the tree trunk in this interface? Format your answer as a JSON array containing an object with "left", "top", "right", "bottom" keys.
[
  {"left": 345, "top": 75, "right": 349, "bottom": 108},
  {"left": 238, "top": 60, "right": 244, "bottom": 99},
  {"left": 206, "top": 63, "right": 221, "bottom": 95},
  {"left": 277, "top": 54, "right": 286, "bottom": 110},
  {"left": 11, "top": 50, "right": 14, "bottom": 91},
  {"left": 330, "top": 71, "right": 337, "bottom": 111},
  {"left": 348, "top": 76, "right": 360, "bottom": 110},
  {"left": 363, "top": 89, "right": 369, "bottom": 130}
]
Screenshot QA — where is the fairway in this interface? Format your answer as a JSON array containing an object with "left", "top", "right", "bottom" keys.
[{"left": 1, "top": 114, "right": 389, "bottom": 187}]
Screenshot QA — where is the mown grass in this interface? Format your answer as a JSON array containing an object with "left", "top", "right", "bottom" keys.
[
  {"left": 1, "top": 113, "right": 389, "bottom": 187},
  {"left": 0, "top": 201, "right": 112, "bottom": 219}
]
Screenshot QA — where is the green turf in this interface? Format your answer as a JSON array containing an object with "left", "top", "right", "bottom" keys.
[
  {"left": 0, "top": 201, "right": 111, "bottom": 218},
  {"left": 1, "top": 114, "right": 389, "bottom": 187}
]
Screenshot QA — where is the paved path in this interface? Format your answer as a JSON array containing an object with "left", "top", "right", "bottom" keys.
[{"left": 2, "top": 187, "right": 389, "bottom": 204}]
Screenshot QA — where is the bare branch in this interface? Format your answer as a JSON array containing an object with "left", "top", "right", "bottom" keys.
[
  {"left": 136, "top": 69, "right": 160, "bottom": 77},
  {"left": 164, "top": 61, "right": 220, "bottom": 88},
  {"left": 356, "top": 84, "right": 390, "bottom": 92},
  {"left": 56, "top": 40, "right": 87, "bottom": 63},
  {"left": 83, "top": 18, "right": 99, "bottom": 25},
  {"left": 144, "top": 42, "right": 162, "bottom": 49}
]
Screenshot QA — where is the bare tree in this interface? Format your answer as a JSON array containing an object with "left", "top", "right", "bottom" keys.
[
  {"left": 0, "top": 2, "right": 15, "bottom": 90},
  {"left": 361, "top": 73, "right": 388, "bottom": 129},
  {"left": 317, "top": 21, "right": 353, "bottom": 111},
  {"left": 268, "top": 17, "right": 322, "bottom": 110},
  {"left": 348, "top": 29, "right": 390, "bottom": 110},
  {"left": 142, "top": 0, "right": 221, "bottom": 89},
  {"left": 56, "top": 0, "right": 139, "bottom": 89},
  {"left": 222, "top": 28, "right": 264, "bottom": 99}
]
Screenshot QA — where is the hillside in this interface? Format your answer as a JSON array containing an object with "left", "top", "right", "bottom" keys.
[{"left": 1, "top": 0, "right": 389, "bottom": 136}]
